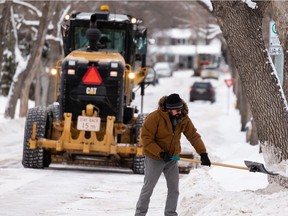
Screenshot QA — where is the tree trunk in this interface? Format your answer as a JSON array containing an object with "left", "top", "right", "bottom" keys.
[
  {"left": 228, "top": 50, "right": 251, "bottom": 133},
  {"left": 40, "top": 73, "right": 50, "bottom": 106},
  {"left": 19, "top": 2, "right": 56, "bottom": 117},
  {"left": 211, "top": 1, "right": 288, "bottom": 187},
  {"left": 239, "top": 83, "right": 251, "bottom": 132},
  {"left": 250, "top": 120, "right": 259, "bottom": 146},
  {"left": 33, "top": 1, "right": 63, "bottom": 107},
  {"left": 45, "top": 2, "right": 63, "bottom": 106},
  {"left": 4, "top": 4, "right": 25, "bottom": 119},
  {"left": 0, "top": 1, "right": 12, "bottom": 72},
  {"left": 34, "top": 62, "right": 42, "bottom": 107}
]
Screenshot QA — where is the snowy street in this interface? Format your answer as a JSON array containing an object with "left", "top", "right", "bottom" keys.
[{"left": 0, "top": 70, "right": 288, "bottom": 216}]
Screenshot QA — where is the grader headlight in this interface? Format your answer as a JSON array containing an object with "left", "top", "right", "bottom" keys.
[
  {"left": 64, "top": 14, "right": 70, "bottom": 21},
  {"left": 131, "top": 17, "right": 137, "bottom": 24},
  {"left": 50, "top": 68, "right": 57, "bottom": 76},
  {"left": 128, "top": 72, "right": 135, "bottom": 79}
]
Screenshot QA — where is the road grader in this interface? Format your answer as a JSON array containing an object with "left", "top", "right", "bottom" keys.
[{"left": 22, "top": 5, "right": 150, "bottom": 174}]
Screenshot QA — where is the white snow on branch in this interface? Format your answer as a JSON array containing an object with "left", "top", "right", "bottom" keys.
[
  {"left": 207, "top": 24, "right": 222, "bottom": 39},
  {"left": 3, "top": 49, "right": 12, "bottom": 58},
  {"left": 199, "top": 0, "right": 213, "bottom": 11},
  {"left": 9, "top": 6, "right": 29, "bottom": 82},
  {"left": 13, "top": 48, "right": 28, "bottom": 82},
  {"left": 12, "top": 0, "right": 42, "bottom": 17},
  {"left": 23, "top": 20, "right": 39, "bottom": 26},
  {"left": 241, "top": 0, "right": 257, "bottom": 9},
  {"left": 46, "top": 34, "right": 61, "bottom": 42}
]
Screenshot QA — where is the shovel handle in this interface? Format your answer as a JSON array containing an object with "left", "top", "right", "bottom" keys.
[{"left": 180, "top": 158, "right": 250, "bottom": 171}]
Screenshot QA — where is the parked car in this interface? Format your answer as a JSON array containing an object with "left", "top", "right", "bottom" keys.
[
  {"left": 145, "top": 68, "right": 159, "bottom": 86},
  {"left": 189, "top": 81, "right": 216, "bottom": 103},
  {"left": 200, "top": 65, "right": 220, "bottom": 80},
  {"left": 169, "top": 62, "right": 179, "bottom": 72},
  {"left": 153, "top": 62, "right": 173, "bottom": 77}
]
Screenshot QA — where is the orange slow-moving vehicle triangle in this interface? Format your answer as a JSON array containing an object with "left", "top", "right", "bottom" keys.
[{"left": 82, "top": 66, "right": 103, "bottom": 85}]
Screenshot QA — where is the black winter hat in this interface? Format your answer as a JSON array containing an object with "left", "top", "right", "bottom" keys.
[{"left": 166, "top": 93, "right": 183, "bottom": 109}]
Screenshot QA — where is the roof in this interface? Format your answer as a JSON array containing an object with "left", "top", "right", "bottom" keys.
[
  {"left": 153, "top": 28, "right": 193, "bottom": 39},
  {"left": 72, "top": 12, "right": 130, "bottom": 22},
  {"left": 148, "top": 39, "right": 222, "bottom": 56}
]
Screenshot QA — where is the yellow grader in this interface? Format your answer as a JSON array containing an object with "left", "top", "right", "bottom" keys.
[{"left": 22, "top": 6, "right": 149, "bottom": 174}]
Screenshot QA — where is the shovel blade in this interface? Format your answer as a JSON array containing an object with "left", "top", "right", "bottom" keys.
[{"left": 244, "top": 160, "right": 278, "bottom": 175}]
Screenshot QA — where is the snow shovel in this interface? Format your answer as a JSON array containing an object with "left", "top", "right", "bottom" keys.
[{"left": 180, "top": 158, "right": 278, "bottom": 175}]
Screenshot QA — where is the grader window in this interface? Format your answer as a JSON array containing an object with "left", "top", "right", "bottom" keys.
[
  {"left": 75, "top": 27, "right": 89, "bottom": 49},
  {"left": 74, "top": 27, "right": 126, "bottom": 54}
]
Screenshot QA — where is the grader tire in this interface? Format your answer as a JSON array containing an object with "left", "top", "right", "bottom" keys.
[
  {"left": 22, "top": 106, "right": 48, "bottom": 169},
  {"left": 135, "top": 113, "right": 148, "bottom": 143},
  {"left": 132, "top": 113, "right": 148, "bottom": 174},
  {"left": 133, "top": 156, "right": 145, "bottom": 174}
]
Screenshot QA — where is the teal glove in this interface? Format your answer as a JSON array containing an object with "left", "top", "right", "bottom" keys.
[{"left": 170, "top": 156, "right": 180, "bottom": 161}]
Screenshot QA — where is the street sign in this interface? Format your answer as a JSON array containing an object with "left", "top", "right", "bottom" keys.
[
  {"left": 268, "top": 20, "right": 284, "bottom": 85},
  {"left": 224, "top": 79, "right": 234, "bottom": 88},
  {"left": 269, "top": 47, "right": 282, "bottom": 55},
  {"left": 269, "top": 21, "right": 280, "bottom": 46},
  {"left": 269, "top": 21, "right": 282, "bottom": 56}
]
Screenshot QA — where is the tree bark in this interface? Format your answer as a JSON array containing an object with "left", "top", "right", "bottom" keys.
[
  {"left": 45, "top": 2, "right": 63, "bottom": 106},
  {"left": 250, "top": 120, "right": 259, "bottom": 146},
  {"left": 4, "top": 4, "right": 25, "bottom": 119},
  {"left": 19, "top": 2, "right": 56, "bottom": 117},
  {"left": 211, "top": 0, "right": 288, "bottom": 187},
  {"left": 239, "top": 83, "right": 251, "bottom": 132},
  {"left": 0, "top": 1, "right": 12, "bottom": 73}
]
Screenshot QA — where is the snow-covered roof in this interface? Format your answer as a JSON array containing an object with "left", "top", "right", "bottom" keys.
[
  {"left": 153, "top": 28, "right": 193, "bottom": 39},
  {"left": 71, "top": 12, "right": 130, "bottom": 22},
  {"left": 149, "top": 38, "right": 222, "bottom": 56},
  {"left": 168, "top": 28, "right": 193, "bottom": 39}
]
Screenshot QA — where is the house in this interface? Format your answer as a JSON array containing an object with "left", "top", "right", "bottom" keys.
[{"left": 148, "top": 27, "right": 222, "bottom": 71}]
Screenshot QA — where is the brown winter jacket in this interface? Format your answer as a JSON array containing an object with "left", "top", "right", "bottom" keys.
[{"left": 141, "top": 96, "right": 207, "bottom": 160}]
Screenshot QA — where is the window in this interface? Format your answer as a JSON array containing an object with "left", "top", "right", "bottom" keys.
[{"left": 74, "top": 27, "right": 126, "bottom": 53}]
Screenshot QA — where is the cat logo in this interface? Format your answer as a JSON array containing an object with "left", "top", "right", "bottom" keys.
[{"left": 86, "top": 87, "right": 97, "bottom": 95}]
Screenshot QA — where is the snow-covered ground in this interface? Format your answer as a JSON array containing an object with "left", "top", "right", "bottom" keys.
[{"left": 0, "top": 70, "right": 287, "bottom": 216}]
